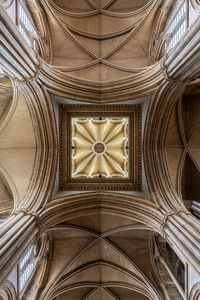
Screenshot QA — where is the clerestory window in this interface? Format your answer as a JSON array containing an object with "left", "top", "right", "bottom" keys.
[
  {"left": 19, "top": 244, "right": 37, "bottom": 296},
  {"left": 18, "top": 2, "right": 35, "bottom": 48},
  {"left": 0, "top": 67, "right": 5, "bottom": 78},
  {"left": 165, "top": 0, "right": 187, "bottom": 51}
]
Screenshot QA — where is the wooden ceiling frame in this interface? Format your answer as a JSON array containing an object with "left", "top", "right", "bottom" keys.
[{"left": 59, "top": 104, "right": 142, "bottom": 191}]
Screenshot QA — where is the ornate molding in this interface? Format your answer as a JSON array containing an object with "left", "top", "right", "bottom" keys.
[{"left": 59, "top": 104, "right": 142, "bottom": 191}]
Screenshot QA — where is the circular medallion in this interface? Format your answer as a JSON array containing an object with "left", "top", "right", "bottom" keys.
[{"left": 94, "top": 143, "right": 105, "bottom": 153}]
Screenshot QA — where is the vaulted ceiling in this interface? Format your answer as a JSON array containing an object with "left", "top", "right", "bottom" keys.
[
  {"left": 165, "top": 87, "right": 200, "bottom": 209},
  {"left": 42, "top": 0, "right": 158, "bottom": 80},
  {"left": 41, "top": 212, "right": 161, "bottom": 300},
  {"left": 27, "top": 0, "right": 170, "bottom": 101},
  {"left": 0, "top": 1, "right": 200, "bottom": 299}
]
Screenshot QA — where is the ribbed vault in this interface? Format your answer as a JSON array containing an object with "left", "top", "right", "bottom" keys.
[
  {"left": 164, "top": 88, "right": 200, "bottom": 210},
  {"left": 32, "top": 0, "right": 167, "bottom": 101},
  {"left": 1, "top": 1, "right": 200, "bottom": 300},
  {"left": 0, "top": 83, "right": 36, "bottom": 205},
  {"left": 39, "top": 202, "right": 164, "bottom": 300},
  {"left": 42, "top": 0, "right": 159, "bottom": 76}
]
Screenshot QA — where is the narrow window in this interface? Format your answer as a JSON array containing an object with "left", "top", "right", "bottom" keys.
[
  {"left": 17, "top": 2, "right": 35, "bottom": 47},
  {"left": 18, "top": 244, "right": 37, "bottom": 296},
  {"left": 165, "top": 0, "right": 187, "bottom": 52}
]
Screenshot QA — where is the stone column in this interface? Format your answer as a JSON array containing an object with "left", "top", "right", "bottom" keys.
[
  {"left": 162, "top": 210, "right": 200, "bottom": 298},
  {"left": 162, "top": 17, "right": 200, "bottom": 81},
  {"left": 191, "top": 202, "right": 200, "bottom": 219},
  {"left": 0, "top": 7, "right": 39, "bottom": 81},
  {"left": 162, "top": 211, "right": 200, "bottom": 268},
  {"left": 0, "top": 210, "right": 40, "bottom": 285}
]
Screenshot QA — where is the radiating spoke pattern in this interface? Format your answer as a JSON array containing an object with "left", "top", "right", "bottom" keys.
[{"left": 71, "top": 117, "right": 129, "bottom": 178}]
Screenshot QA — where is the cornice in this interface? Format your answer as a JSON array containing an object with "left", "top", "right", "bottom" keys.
[{"left": 59, "top": 104, "right": 142, "bottom": 191}]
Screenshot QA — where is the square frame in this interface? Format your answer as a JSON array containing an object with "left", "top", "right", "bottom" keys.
[{"left": 59, "top": 104, "right": 142, "bottom": 191}]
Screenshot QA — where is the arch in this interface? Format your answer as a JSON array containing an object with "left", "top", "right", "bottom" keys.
[
  {"left": 51, "top": 283, "right": 155, "bottom": 300},
  {"left": 47, "top": 260, "right": 162, "bottom": 300},
  {"left": 190, "top": 283, "right": 200, "bottom": 300},
  {"left": 39, "top": 209, "right": 165, "bottom": 300},
  {"left": 0, "top": 281, "right": 16, "bottom": 300},
  {"left": 0, "top": 0, "right": 14, "bottom": 8},
  {"left": 40, "top": 192, "right": 164, "bottom": 232},
  {"left": 40, "top": 62, "right": 163, "bottom": 102},
  {"left": 190, "top": 0, "right": 200, "bottom": 10},
  {"left": 0, "top": 162, "right": 19, "bottom": 221},
  {"left": 143, "top": 81, "right": 186, "bottom": 211},
  {"left": 0, "top": 78, "right": 18, "bottom": 137}
]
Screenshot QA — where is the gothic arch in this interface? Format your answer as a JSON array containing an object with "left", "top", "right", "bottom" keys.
[
  {"left": 0, "top": 77, "right": 18, "bottom": 137},
  {"left": 190, "top": 0, "right": 200, "bottom": 10},
  {"left": 190, "top": 283, "right": 200, "bottom": 300},
  {"left": 0, "top": 281, "right": 16, "bottom": 300},
  {"left": 40, "top": 192, "right": 164, "bottom": 232},
  {"left": 143, "top": 81, "right": 186, "bottom": 211},
  {"left": 39, "top": 206, "right": 164, "bottom": 300}
]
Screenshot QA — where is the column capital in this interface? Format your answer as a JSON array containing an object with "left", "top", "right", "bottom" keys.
[
  {"left": 161, "top": 209, "right": 191, "bottom": 236},
  {"left": 11, "top": 208, "right": 42, "bottom": 230}
]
